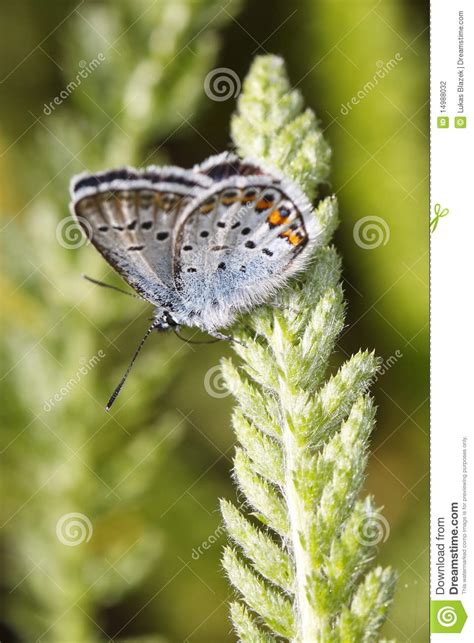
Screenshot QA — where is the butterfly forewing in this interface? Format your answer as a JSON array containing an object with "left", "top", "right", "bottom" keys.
[{"left": 70, "top": 166, "right": 211, "bottom": 303}]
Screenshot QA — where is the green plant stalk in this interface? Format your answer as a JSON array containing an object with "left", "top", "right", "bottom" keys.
[
  {"left": 221, "top": 55, "right": 396, "bottom": 642},
  {"left": 281, "top": 388, "right": 322, "bottom": 639}
]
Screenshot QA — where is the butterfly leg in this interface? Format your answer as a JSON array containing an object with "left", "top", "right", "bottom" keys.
[
  {"left": 269, "top": 297, "right": 300, "bottom": 316},
  {"left": 207, "top": 330, "right": 247, "bottom": 347}
]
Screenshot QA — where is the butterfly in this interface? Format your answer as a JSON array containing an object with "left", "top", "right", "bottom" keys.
[{"left": 70, "top": 152, "right": 323, "bottom": 408}]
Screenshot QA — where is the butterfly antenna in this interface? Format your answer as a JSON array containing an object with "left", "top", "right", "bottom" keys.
[
  {"left": 106, "top": 321, "right": 159, "bottom": 411},
  {"left": 82, "top": 274, "right": 142, "bottom": 299}
]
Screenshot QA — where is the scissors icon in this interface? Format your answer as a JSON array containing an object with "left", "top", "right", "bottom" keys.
[{"left": 430, "top": 203, "right": 449, "bottom": 232}]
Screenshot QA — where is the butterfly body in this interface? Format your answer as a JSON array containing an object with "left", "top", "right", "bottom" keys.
[{"left": 70, "top": 153, "right": 323, "bottom": 336}]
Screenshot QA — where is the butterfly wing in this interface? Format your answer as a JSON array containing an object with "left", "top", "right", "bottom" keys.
[
  {"left": 172, "top": 172, "right": 322, "bottom": 330},
  {"left": 194, "top": 152, "right": 264, "bottom": 182},
  {"left": 70, "top": 166, "right": 211, "bottom": 303}
]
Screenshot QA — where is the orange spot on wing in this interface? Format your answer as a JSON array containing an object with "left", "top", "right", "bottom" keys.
[
  {"left": 256, "top": 199, "right": 273, "bottom": 211},
  {"left": 281, "top": 229, "right": 305, "bottom": 246},
  {"left": 267, "top": 209, "right": 290, "bottom": 226}
]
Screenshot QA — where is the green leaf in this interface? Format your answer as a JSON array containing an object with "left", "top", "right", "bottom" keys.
[
  {"left": 221, "top": 500, "right": 294, "bottom": 591},
  {"left": 324, "top": 498, "right": 379, "bottom": 609},
  {"left": 337, "top": 567, "right": 396, "bottom": 642},
  {"left": 232, "top": 410, "right": 284, "bottom": 486},
  {"left": 221, "top": 359, "right": 281, "bottom": 439},
  {"left": 223, "top": 547, "right": 295, "bottom": 638},
  {"left": 229, "top": 602, "right": 277, "bottom": 643},
  {"left": 309, "top": 351, "right": 379, "bottom": 447},
  {"left": 233, "top": 449, "right": 288, "bottom": 538}
]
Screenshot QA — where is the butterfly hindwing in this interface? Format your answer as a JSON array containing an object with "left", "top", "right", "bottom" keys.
[
  {"left": 70, "top": 166, "right": 211, "bottom": 302},
  {"left": 172, "top": 174, "right": 320, "bottom": 329}
]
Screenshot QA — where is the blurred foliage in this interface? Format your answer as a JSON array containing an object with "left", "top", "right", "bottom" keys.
[
  {"left": 0, "top": 1, "right": 428, "bottom": 642},
  {"left": 1, "top": 1, "right": 241, "bottom": 641}
]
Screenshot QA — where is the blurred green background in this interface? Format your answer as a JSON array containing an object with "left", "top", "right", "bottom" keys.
[{"left": 0, "top": 1, "right": 428, "bottom": 641}]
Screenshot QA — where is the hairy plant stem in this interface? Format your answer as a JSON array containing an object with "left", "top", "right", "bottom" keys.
[{"left": 281, "top": 406, "right": 321, "bottom": 640}]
